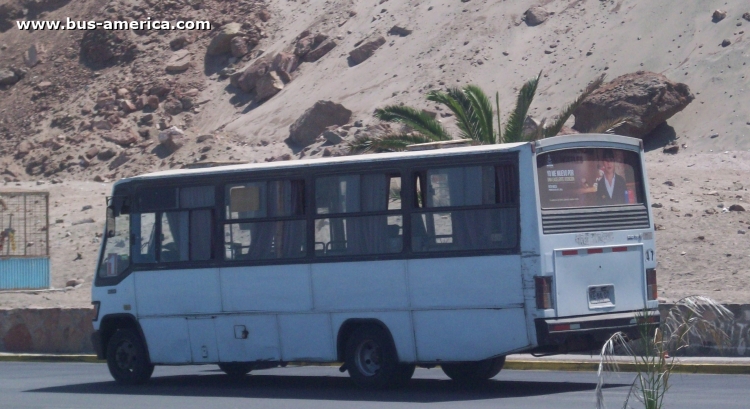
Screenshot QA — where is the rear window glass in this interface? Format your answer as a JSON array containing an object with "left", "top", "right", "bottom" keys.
[{"left": 537, "top": 148, "right": 644, "bottom": 209}]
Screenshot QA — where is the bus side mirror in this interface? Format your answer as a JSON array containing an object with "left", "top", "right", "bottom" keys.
[{"left": 106, "top": 207, "right": 116, "bottom": 238}]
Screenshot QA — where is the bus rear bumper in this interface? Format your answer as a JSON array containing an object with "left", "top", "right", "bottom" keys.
[{"left": 534, "top": 310, "right": 660, "bottom": 352}]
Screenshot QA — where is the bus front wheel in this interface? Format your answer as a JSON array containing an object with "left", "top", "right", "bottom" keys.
[
  {"left": 441, "top": 356, "right": 505, "bottom": 383},
  {"left": 106, "top": 329, "right": 154, "bottom": 385},
  {"left": 345, "top": 326, "right": 414, "bottom": 389}
]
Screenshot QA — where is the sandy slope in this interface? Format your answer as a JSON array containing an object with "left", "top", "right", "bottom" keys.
[{"left": 1, "top": 0, "right": 749, "bottom": 308}]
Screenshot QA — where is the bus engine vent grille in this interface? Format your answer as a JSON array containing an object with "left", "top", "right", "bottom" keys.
[{"left": 541, "top": 205, "right": 650, "bottom": 235}]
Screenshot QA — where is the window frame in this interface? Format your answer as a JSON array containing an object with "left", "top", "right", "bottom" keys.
[{"left": 96, "top": 150, "right": 521, "bottom": 286}]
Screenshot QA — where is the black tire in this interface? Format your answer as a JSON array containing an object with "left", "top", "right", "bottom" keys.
[
  {"left": 345, "top": 325, "right": 410, "bottom": 389},
  {"left": 218, "top": 363, "right": 254, "bottom": 378},
  {"left": 441, "top": 356, "right": 506, "bottom": 383},
  {"left": 106, "top": 329, "right": 154, "bottom": 385}
]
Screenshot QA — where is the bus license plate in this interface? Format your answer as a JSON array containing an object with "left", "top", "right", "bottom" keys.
[{"left": 589, "top": 286, "right": 612, "bottom": 305}]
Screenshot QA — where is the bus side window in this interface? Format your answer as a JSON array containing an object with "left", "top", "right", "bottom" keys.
[
  {"left": 411, "top": 164, "right": 518, "bottom": 253},
  {"left": 132, "top": 185, "right": 215, "bottom": 264},
  {"left": 314, "top": 173, "right": 402, "bottom": 257},
  {"left": 224, "top": 179, "right": 306, "bottom": 261}
]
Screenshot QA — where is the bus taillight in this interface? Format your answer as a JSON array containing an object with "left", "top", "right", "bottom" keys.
[
  {"left": 535, "top": 276, "right": 553, "bottom": 309},
  {"left": 646, "top": 269, "right": 658, "bottom": 300}
]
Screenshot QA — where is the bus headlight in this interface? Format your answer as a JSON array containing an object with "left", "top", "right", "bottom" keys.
[{"left": 92, "top": 301, "right": 101, "bottom": 322}]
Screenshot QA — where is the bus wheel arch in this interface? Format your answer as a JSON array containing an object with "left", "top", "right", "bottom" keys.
[
  {"left": 336, "top": 319, "right": 398, "bottom": 363},
  {"left": 340, "top": 321, "right": 414, "bottom": 389},
  {"left": 99, "top": 314, "right": 151, "bottom": 364}
]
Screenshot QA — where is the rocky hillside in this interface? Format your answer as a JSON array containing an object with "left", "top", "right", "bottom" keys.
[{"left": 0, "top": 0, "right": 749, "bottom": 307}]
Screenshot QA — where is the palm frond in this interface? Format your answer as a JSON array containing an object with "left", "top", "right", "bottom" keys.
[
  {"left": 503, "top": 71, "right": 541, "bottom": 143},
  {"left": 586, "top": 117, "right": 637, "bottom": 135},
  {"left": 427, "top": 89, "right": 477, "bottom": 141},
  {"left": 543, "top": 73, "right": 605, "bottom": 138},
  {"left": 374, "top": 105, "right": 451, "bottom": 141},
  {"left": 463, "top": 85, "right": 497, "bottom": 144},
  {"left": 495, "top": 91, "right": 502, "bottom": 144},
  {"left": 530, "top": 118, "right": 547, "bottom": 141},
  {"left": 347, "top": 133, "right": 435, "bottom": 154},
  {"left": 596, "top": 297, "right": 734, "bottom": 409}
]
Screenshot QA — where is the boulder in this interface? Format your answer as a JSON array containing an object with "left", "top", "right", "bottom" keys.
[
  {"left": 163, "top": 98, "right": 183, "bottom": 115},
  {"left": 304, "top": 39, "right": 337, "bottom": 62},
  {"left": 165, "top": 50, "right": 191, "bottom": 72},
  {"left": 16, "top": 141, "right": 33, "bottom": 158},
  {"left": 119, "top": 100, "right": 137, "bottom": 113},
  {"left": 97, "top": 148, "right": 116, "bottom": 161},
  {"left": 80, "top": 28, "right": 136, "bottom": 68},
  {"left": 207, "top": 23, "right": 243, "bottom": 55},
  {"left": 712, "top": 9, "right": 727, "bottom": 22},
  {"left": 236, "top": 56, "right": 273, "bottom": 93},
  {"left": 170, "top": 35, "right": 188, "bottom": 50},
  {"left": 349, "top": 36, "right": 386, "bottom": 65},
  {"left": 85, "top": 147, "right": 99, "bottom": 159},
  {"left": 272, "top": 52, "right": 299, "bottom": 74},
  {"left": 257, "top": 9, "right": 271, "bottom": 22},
  {"left": 276, "top": 69, "right": 292, "bottom": 84},
  {"left": 289, "top": 100, "right": 352, "bottom": 146},
  {"left": 0, "top": 68, "right": 19, "bottom": 85},
  {"left": 525, "top": 6, "right": 549, "bottom": 26},
  {"left": 146, "top": 95, "right": 160, "bottom": 109},
  {"left": 572, "top": 71, "right": 694, "bottom": 139},
  {"left": 294, "top": 35, "right": 316, "bottom": 58},
  {"left": 23, "top": 44, "right": 40, "bottom": 67},
  {"left": 92, "top": 120, "right": 112, "bottom": 131},
  {"left": 230, "top": 37, "right": 249, "bottom": 58},
  {"left": 102, "top": 131, "right": 138, "bottom": 147},
  {"left": 108, "top": 152, "right": 130, "bottom": 170},
  {"left": 158, "top": 126, "right": 186, "bottom": 152},
  {"left": 255, "top": 71, "right": 285, "bottom": 101},
  {"left": 148, "top": 83, "right": 171, "bottom": 98},
  {"left": 388, "top": 25, "right": 412, "bottom": 36},
  {"left": 322, "top": 129, "right": 344, "bottom": 144}
]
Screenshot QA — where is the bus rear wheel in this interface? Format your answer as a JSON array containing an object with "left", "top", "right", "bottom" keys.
[
  {"left": 345, "top": 326, "right": 414, "bottom": 389},
  {"left": 218, "top": 363, "right": 254, "bottom": 378},
  {"left": 106, "top": 329, "right": 154, "bottom": 385},
  {"left": 441, "top": 356, "right": 505, "bottom": 383}
]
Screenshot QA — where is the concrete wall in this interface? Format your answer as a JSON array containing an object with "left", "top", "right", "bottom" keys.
[
  {"left": 0, "top": 305, "right": 749, "bottom": 355},
  {"left": 0, "top": 308, "right": 95, "bottom": 353}
]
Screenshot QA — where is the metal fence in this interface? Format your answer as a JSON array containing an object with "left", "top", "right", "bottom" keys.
[
  {"left": 0, "top": 190, "right": 50, "bottom": 290},
  {"left": 0, "top": 191, "right": 49, "bottom": 258}
]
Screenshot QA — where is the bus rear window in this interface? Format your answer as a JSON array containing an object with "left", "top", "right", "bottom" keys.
[{"left": 537, "top": 148, "right": 644, "bottom": 209}]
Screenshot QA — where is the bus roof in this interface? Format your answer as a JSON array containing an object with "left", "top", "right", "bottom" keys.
[{"left": 118, "top": 141, "right": 530, "bottom": 185}]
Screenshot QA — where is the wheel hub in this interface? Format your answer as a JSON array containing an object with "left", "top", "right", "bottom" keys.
[
  {"left": 355, "top": 340, "right": 382, "bottom": 377},
  {"left": 115, "top": 340, "right": 137, "bottom": 372}
]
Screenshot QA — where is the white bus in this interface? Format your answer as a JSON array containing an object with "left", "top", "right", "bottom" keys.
[{"left": 91, "top": 134, "right": 659, "bottom": 388}]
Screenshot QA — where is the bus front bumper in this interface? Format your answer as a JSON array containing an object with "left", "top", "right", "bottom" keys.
[{"left": 535, "top": 310, "right": 660, "bottom": 351}]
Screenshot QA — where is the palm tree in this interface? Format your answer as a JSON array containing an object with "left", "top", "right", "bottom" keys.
[{"left": 349, "top": 72, "right": 609, "bottom": 154}]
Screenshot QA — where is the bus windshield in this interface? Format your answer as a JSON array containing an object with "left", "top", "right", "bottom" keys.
[{"left": 536, "top": 148, "right": 645, "bottom": 209}]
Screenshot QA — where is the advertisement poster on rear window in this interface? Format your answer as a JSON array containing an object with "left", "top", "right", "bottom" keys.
[{"left": 536, "top": 148, "right": 644, "bottom": 209}]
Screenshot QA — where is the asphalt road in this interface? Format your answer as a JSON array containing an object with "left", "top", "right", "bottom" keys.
[{"left": 1, "top": 362, "right": 749, "bottom": 409}]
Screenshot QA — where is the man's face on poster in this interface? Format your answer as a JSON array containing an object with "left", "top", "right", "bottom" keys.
[{"left": 603, "top": 156, "right": 615, "bottom": 176}]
